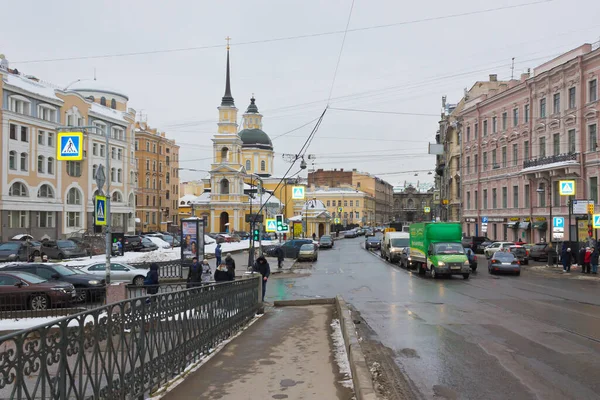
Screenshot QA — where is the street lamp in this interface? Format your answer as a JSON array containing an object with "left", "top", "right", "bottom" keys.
[{"left": 536, "top": 178, "right": 555, "bottom": 264}]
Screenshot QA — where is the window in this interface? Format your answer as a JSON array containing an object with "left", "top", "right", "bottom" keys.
[
  {"left": 220, "top": 179, "right": 229, "bottom": 194},
  {"left": 10, "top": 124, "right": 17, "bottom": 140},
  {"left": 111, "top": 98, "right": 116, "bottom": 109},
  {"left": 474, "top": 154, "right": 478, "bottom": 174},
  {"left": 492, "top": 188, "right": 497, "bottom": 209},
  {"left": 502, "top": 112, "right": 507, "bottom": 130},
  {"left": 492, "top": 116, "right": 497, "bottom": 133},
  {"left": 21, "top": 126, "right": 28, "bottom": 142},
  {"left": 146, "top": 159, "right": 150, "bottom": 170},
  {"left": 166, "top": 156, "right": 170, "bottom": 166},
  {"left": 152, "top": 212, "right": 156, "bottom": 225},
  {"left": 540, "top": 98, "right": 546, "bottom": 118},
  {"left": 539, "top": 137, "right": 546, "bottom": 157},
  {"left": 153, "top": 143, "right": 157, "bottom": 153},
  {"left": 135, "top": 140, "right": 139, "bottom": 151},
  {"left": 37, "top": 155, "right": 45, "bottom": 173},
  {"left": 492, "top": 149, "right": 497, "bottom": 168},
  {"left": 466, "top": 156, "right": 470, "bottom": 174},
  {"left": 501, "top": 147, "right": 507, "bottom": 168},
  {"left": 117, "top": 168, "right": 122, "bottom": 183},
  {"left": 513, "top": 108, "right": 519, "bottom": 126},
  {"left": 539, "top": 184, "right": 546, "bottom": 207},
  {"left": 9, "top": 96, "right": 30, "bottom": 115},
  {"left": 501, "top": 187, "right": 507, "bottom": 208},
  {"left": 159, "top": 163, "right": 162, "bottom": 173},
  {"left": 327, "top": 200, "right": 330, "bottom": 206},
  {"left": 67, "top": 187, "right": 82, "bottom": 205},
  {"left": 112, "top": 191, "right": 123, "bottom": 202},
  {"left": 111, "top": 168, "right": 116, "bottom": 182},
  {"left": 100, "top": 145, "right": 105, "bottom": 157},
  {"left": 524, "top": 184, "right": 530, "bottom": 208},
  {"left": 112, "top": 127, "right": 124, "bottom": 141},
  {"left": 350, "top": 200, "right": 354, "bottom": 206},
  {"left": 47, "top": 132, "right": 54, "bottom": 147},
  {"left": 152, "top": 161, "right": 156, "bottom": 172},
  {"left": 466, "top": 126, "right": 470, "bottom": 142},
  {"left": 553, "top": 93, "right": 560, "bottom": 114},
  {"left": 569, "top": 87, "right": 576, "bottom": 109},
  {"left": 588, "top": 124, "right": 597, "bottom": 151},
  {"left": 568, "top": 129, "right": 576, "bottom": 153},
  {"left": 524, "top": 140, "right": 530, "bottom": 160},
  {"left": 9, "top": 151, "right": 16, "bottom": 170},
  {"left": 591, "top": 177, "right": 598, "bottom": 205},
  {"left": 513, "top": 186, "right": 519, "bottom": 208},
  {"left": 474, "top": 123, "right": 479, "bottom": 138},
  {"left": 338, "top": 200, "right": 341, "bottom": 206},
  {"left": 355, "top": 212, "right": 359, "bottom": 219},
  {"left": 245, "top": 160, "right": 251, "bottom": 170},
  {"left": 483, "top": 189, "right": 488, "bottom": 210},
  {"left": 100, "top": 97, "right": 106, "bottom": 106},
  {"left": 260, "top": 160, "right": 266, "bottom": 171},
  {"left": 146, "top": 142, "right": 150, "bottom": 152},
  {"left": 67, "top": 212, "right": 81, "bottom": 228},
  {"left": 512, "top": 144, "right": 518, "bottom": 167},
  {"left": 8, "top": 211, "right": 28, "bottom": 228},
  {"left": 483, "top": 120, "right": 488, "bottom": 136},
  {"left": 9, "top": 182, "right": 28, "bottom": 197},
  {"left": 553, "top": 181, "right": 560, "bottom": 207},
  {"left": 111, "top": 147, "right": 116, "bottom": 160},
  {"left": 93, "top": 143, "right": 98, "bottom": 156},
  {"left": 66, "top": 161, "right": 81, "bottom": 177},
  {"left": 467, "top": 192, "right": 471, "bottom": 210},
  {"left": 38, "top": 131, "right": 44, "bottom": 145},
  {"left": 166, "top": 172, "right": 170, "bottom": 184},
  {"left": 38, "top": 105, "right": 56, "bottom": 122},
  {"left": 552, "top": 133, "right": 560, "bottom": 156},
  {"left": 37, "top": 184, "right": 54, "bottom": 198},
  {"left": 36, "top": 211, "right": 55, "bottom": 228},
  {"left": 146, "top": 177, "right": 150, "bottom": 188},
  {"left": 93, "top": 164, "right": 98, "bottom": 177},
  {"left": 118, "top": 149, "right": 123, "bottom": 160},
  {"left": 524, "top": 104, "right": 530, "bottom": 123},
  {"left": 590, "top": 79, "right": 598, "bottom": 102},
  {"left": 20, "top": 153, "right": 28, "bottom": 171},
  {"left": 47, "top": 157, "right": 54, "bottom": 174},
  {"left": 483, "top": 152, "right": 488, "bottom": 171},
  {"left": 344, "top": 200, "right": 348, "bottom": 206},
  {"left": 356, "top": 200, "right": 359, "bottom": 207}
]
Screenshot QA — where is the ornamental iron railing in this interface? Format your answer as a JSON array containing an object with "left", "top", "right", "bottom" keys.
[
  {"left": 0, "top": 277, "right": 260, "bottom": 399},
  {"left": 522, "top": 152, "right": 578, "bottom": 169},
  {"left": 124, "top": 261, "right": 183, "bottom": 279}
]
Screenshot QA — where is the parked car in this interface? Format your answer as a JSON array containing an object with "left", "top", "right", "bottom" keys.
[
  {"left": 484, "top": 242, "right": 517, "bottom": 259},
  {"left": 215, "top": 233, "right": 241, "bottom": 243},
  {"left": 399, "top": 248, "right": 414, "bottom": 269},
  {"left": 365, "top": 237, "right": 381, "bottom": 250},
  {"left": 462, "top": 236, "right": 491, "bottom": 254},
  {"left": 344, "top": 230, "right": 359, "bottom": 238},
  {"left": 297, "top": 244, "right": 318, "bottom": 262},
  {"left": 464, "top": 247, "right": 478, "bottom": 271},
  {"left": 161, "top": 234, "right": 181, "bottom": 247},
  {"left": 509, "top": 245, "right": 529, "bottom": 265},
  {"left": 123, "top": 235, "right": 144, "bottom": 252},
  {"left": 0, "top": 242, "right": 31, "bottom": 262},
  {"left": 319, "top": 235, "right": 334, "bottom": 249},
  {"left": 1, "top": 263, "right": 105, "bottom": 302},
  {"left": 277, "top": 239, "right": 314, "bottom": 258},
  {"left": 40, "top": 240, "right": 87, "bottom": 260},
  {"left": 0, "top": 271, "right": 76, "bottom": 310},
  {"left": 234, "top": 231, "right": 250, "bottom": 240},
  {"left": 140, "top": 237, "right": 159, "bottom": 252},
  {"left": 77, "top": 262, "right": 149, "bottom": 286},
  {"left": 529, "top": 242, "right": 558, "bottom": 262},
  {"left": 488, "top": 252, "right": 521, "bottom": 275}
]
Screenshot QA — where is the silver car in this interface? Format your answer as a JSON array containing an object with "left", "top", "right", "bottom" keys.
[
  {"left": 77, "top": 262, "right": 148, "bottom": 286},
  {"left": 297, "top": 243, "right": 318, "bottom": 262}
]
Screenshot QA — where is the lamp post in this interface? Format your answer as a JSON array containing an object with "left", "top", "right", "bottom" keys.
[{"left": 537, "top": 177, "right": 554, "bottom": 265}]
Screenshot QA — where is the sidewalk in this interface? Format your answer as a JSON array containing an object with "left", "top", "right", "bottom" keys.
[
  {"left": 527, "top": 263, "right": 600, "bottom": 280},
  {"left": 160, "top": 305, "right": 353, "bottom": 400}
]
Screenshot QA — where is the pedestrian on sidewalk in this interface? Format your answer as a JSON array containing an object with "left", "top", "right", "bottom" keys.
[
  {"left": 561, "top": 244, "right": 572, "bottom": 273},
  {"left": 312, "top": 232, "right": 317, "bottom": 241},
  {"left": 144, "top": 262, "right": 160, "bottom": 301},
  {"left": 275, "top": 246, "right": 284, "bottom": 269},
  {"left": 253, "top": 255, "right": 271, "bottom": 302},
  {"left": 214, "top": 263, "right": 231, "bottom": 282},
  {"left": 225, "top": 253, "right": 236, "bottom": 279},
  {"left": 215, "top": 243, "right": 222, "bottom": 267},
  {"left": 187, "top": 257, "right": 202, "bottom": 288},
  {"left": 591, "top": 247, "right": 599, "bottom": 275},
  {"left": 117, "top": 238, "right": 123, "bottom": 256},
  {"left": 578, "top": 246, "right": 586, "bottom": 271},
  {"left": 201, "top": 259, "right": 213, "bottom": 284},
  {"left": 584, "top": 247, "right": 592, "bottom": 274}
]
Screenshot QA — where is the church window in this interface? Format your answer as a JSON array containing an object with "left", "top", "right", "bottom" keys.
[
  {"left": 220, "top": 179, "right": 229, "bottom": 194},
  {"left": 260, "top": 160, "right": 266, "bottom": 171},
  {"left": 245, "top": 160, "right": 251, "bottom": 170},
  {"left": 221, "top": 147, "right": 229, "bottom": 162}
]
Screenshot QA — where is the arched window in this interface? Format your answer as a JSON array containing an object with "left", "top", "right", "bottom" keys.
[
  {"left": 245, "top": 160, "right": 251, "bottom": 170},
  {"left": 112, "top": 191, "right": 123, "bottom": 202},
  {"left": 221, "top": 147, "right": 228, "bottom": 161},
  {"left": 47, "top": 157, "right": 54, "bottom": 174},
  {"left": 100, "top": 97, "right": 106, "bottom": 106},
  {"left": 128, "top": 193, "right": 134, "bottom": 207},
  {"left": 110, "top": 98, "right": 116, "bottom": 109},
  {"left": 9, "top": 151, "right": 16, "bottom": 170},
  {"left": 9, "top": 182, "right": 28, "bottom": 197},
  {"left": 20, "top": 152, "right": 28, "bottom": 171},
  {"left": 67, "top": 187, "right": 82, "bottom": 205},
  {"left": 37, "top": 184, "right": 54, "bottom": 198},
  {"left": 37, "top": 155, "right": 45, "bottom": 173},
  {"left": 220, "top": 179, "right": 230, "bottom": 194},
  {"left": 407, "top": 199, "right": 414, "bottom": 209},
  {"left": 260, "top": 160, "right": 266, "bottom": 171}
]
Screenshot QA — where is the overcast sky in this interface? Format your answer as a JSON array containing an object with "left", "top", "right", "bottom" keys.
[{"left": 3, "top": 0, "right": 599, "bottom": 188}]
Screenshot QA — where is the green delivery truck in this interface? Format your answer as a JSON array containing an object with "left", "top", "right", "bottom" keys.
[{"left": 409, "top": 222, "right": 471, "bottom": 279}]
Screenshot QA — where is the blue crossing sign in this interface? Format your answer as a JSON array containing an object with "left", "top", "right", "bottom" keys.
[
  {"left": 57, "top": 132, "right": 83, "bottom": 160},
  {"left": 553, "top": 217, "right": 565, "bottom": 229},
  {"left": 95, "top": 195, "right": 107, "bottom": 226},
  {"left": 292, "top": 186, "right": 305, "bottom": 200},
  {"left": 594, "top": 214, "right": 600, "bottom": 229},
  {"left": 482, "top": 216, "right": 488, "bottom": 223},
  {"left": 265, "top": 219, "right": 277, "bottom": 232},
  {"left": 559, "top": 180, "right": 575, "bottom": 196}
]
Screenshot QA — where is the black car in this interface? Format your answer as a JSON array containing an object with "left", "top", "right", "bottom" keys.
[
  {"left": 1, "top": 263, "right": 105, "bottom": 302},
  {"left": 462, "top": 236, "right": 491, "bottom": 254},
  {"left": 140, "top": 237, "right": 159, "bottom": 252},
  {"left": 529, "top": 242, "right": 558, "bottom": 262},
  {"left": 278, "top": 239, "right": 314, "bottom": 258},
  {"left": 124, "top": 235, "right": 144, "bottom": 252},
  {"left": 365, "top": 237, "right": 381, "bottom": 250},
  {"left": 319, "top": 235, "right": 334, "bottom": 249},
  {"left": 0, "top": 242, "right": 32, "bottom": 262}
]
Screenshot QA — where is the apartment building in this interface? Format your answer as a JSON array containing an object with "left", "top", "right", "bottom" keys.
[
  {"left": 306, "top": 186, "right": 376, "bottom": 227},
  {"left": 0, "top": 56, "right": 136, "bottom": 241},
  {"left": 461, "top": 43, "right": 600, "bottom": 244},
  {"left": 134, "top": 122, "right": 180, "bottom": 233}
]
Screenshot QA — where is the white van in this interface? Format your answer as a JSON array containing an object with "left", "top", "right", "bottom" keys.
[{"left": 381, "top": 232, "right": 410, "bottom": 263}]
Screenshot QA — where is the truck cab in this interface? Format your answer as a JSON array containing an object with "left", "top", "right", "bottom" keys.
[{"left": 381, "top": 232, "right": 410, "bottom": 263}]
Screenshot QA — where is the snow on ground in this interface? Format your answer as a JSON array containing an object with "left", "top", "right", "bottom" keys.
[
  {"left": 330, "top": 319, "right": 354, "bottom": 389},
  {"left": 0, "top": 312, "right": 109, "bottom": 332},
  {"left": 146, "top": 236, "right": 171, "bottom": 249}
]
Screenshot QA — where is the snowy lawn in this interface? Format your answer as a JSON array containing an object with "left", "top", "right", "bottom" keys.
[{"left": 0, "top": 312, "right": 109, "bottom": 333}]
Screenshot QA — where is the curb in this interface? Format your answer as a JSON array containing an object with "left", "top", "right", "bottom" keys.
[
  {"left": 336, "top": 295, "right": 378, "bottom": 400},
  {"left": 273, "top": 298, "right": 335, "bottom": 306}
]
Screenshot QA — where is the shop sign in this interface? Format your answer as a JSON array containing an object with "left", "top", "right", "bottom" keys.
[
  {"left": 535, "top": 217, "right": 547, "bottom": 221},
  {"left": 465, "top": 218, "right": 476, "bottom": 222},
  {"left": 522, "top": 217, "right": 531, "bottom": 222},
  {"left": 487, "top": 217, "right": 506, "bottom": 222},
  {"left": 509, "top": 217, "right": 520, "bottom": 221}
]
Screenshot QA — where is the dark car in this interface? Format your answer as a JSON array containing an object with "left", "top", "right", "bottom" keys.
[
  {"left": 1, "top": 263, "right": 105, "bottom": 302},
  {"left": 279, "top": 239, "right": 313, "bottom": 258},
  {"left": 462, "top": 236, "right": 491, "bottom": 254},
  {"left": 40, "top": 240, "right": 87, "bottom": 260},
  {"left": 124, "top": 235, "right": 144, "bottom": 252},
  {"left": 488, "top": 252, "right": 521, "bottom": 275},
  {"left": 529, "top": 242, "right": 558, "bottom": 262},
  {"left": 319, "top": 235, "right": 334, "bottom": 249},
  {"left": 399, "top": 248, "right": 415, "bottom": 269},
  {"left": 509, "top": 245, "right": 529, "bottom": 265},
  {"left": 0, "top": 271, "right": 75, "bottom": 310},
  {"left": 464, "top": 247, "right": 478, "bottom": 271},
  {"left": 364, "top": 229, "right": 375, "bottom": 237},
  {"left": 365, "top": 237, "right": 381, "bottom": 250},
  {"left": 0, "top": 242, "right": 32, "bottom": 262},
  {"left": 140, "top": 237, "right": 159, "bottom": 252}
]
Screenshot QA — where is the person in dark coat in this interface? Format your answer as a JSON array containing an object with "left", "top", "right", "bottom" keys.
[
  {"left": 215, "top": 244, "right": 223, "bottom": 267},
  {"left": 561, "top": 244, "right": 572, "bottom": 273},
  {"left": 214, "top": 263, "right": 231, "bottom": 282},
  {"left": 225, "top": 253, "right": 236, "bottom": 280},
  {"left": 275, "top": 246, "right": 284, "bottom": 269},
  {"left": 591, "top": 247, "right": 599, "bottom": 274},
  {"left": 253, "top": 256, "right": 271, "bottom": 302},
  {"left": 187, "top": 257, "right": 202, "bottom": 288},
  {"left": 578, "top": 246, "right": 586, "bottom": 269},
  {"left": 145, "top": 263, "right": 160, "bottom": 295}
]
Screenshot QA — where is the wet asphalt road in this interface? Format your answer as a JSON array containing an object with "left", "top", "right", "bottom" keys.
[{"left": 267, "top": 235, "right": 600, "bottom": 400}]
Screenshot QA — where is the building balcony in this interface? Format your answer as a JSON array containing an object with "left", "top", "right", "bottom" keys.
[{"left": 521, "top": 152, "right": 580, "bottom": 177}]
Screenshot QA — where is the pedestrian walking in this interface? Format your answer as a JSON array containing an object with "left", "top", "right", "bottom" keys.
[
  {"left": 187, "top": 257, "right": 202, "bottom": 288},
  {"left": 253, "top": 255, "right": 271, "bottom": 302},
  {"left": 275, "top": 245, "right": 284, "bottom": 269},
  {"left": 214, "top": 263, "right": 231, "bottom": 282},
  {"left": 225, "top": 253, "right": 236, "bottom": 279},
  {"left": 201, "top": 259, "right": 212, "bottom": 284},
  {"left": 561, "top": 244, "right": 572, "bottom": 273},
  {"left": 144, "top": 263, "right": 160, "bottom": 295},
  {"left": 117, "top": 239, "right": 123, "bottom": 256},
  {"left": 591, "top": 247, "right": 599, "bottom": 274},
  {"left": 312, "top": 232, "right": 317, "bottom": 241},
  {"left": 215, "top": 243, "right": 222, "bottom": 267},
  {"left": 584, "top": 247, "right": 592, "bottom": 274}
]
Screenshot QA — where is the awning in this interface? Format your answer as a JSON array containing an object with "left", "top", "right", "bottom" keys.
[
  {"left": 505, "top": 221, "right": 519, "bottom": 228},
  {"left": 532, "top": 221, "right": 547, "bottom": 230},
  {"left": 519, "top": 222, "right": 531, "bottom": 229}
]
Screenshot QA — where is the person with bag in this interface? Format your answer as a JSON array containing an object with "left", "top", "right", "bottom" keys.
[
  {"left": 225, "top": 253, "right": 236, "bottom": 280},
  {"left": 253, "top": 256, "right": 271, "bottom": 302},
  {"left": 187, "top": 257, "right": 202, "bottom": 288}
]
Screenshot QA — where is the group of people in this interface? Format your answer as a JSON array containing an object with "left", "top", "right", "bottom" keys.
[
  {"left": 560, "top": 244, "right": 599, "bottom": 274},
  {"left": 187, "top": 253, "right": 238, "bottom": 287}
]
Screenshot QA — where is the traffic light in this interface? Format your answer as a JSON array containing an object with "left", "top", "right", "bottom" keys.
[
  {"left": 253, "top": 228, "right": 260, "bottom": 241},
  {"left": 589, "top": 224, "right": 594, "bottom": 237},
  {"left": 276, "top": 214, "right": 284, "bottom": 231},
  {"left": 588, "top": 203, "right": 595, "bottom": 214}
]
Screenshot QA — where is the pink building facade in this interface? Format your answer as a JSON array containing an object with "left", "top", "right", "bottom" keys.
[{"left": 461, "top": 44, "right": 600, "bottom": 244}]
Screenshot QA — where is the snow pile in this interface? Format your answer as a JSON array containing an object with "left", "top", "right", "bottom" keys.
[
  {"left": 131, "top": 248, "right": 180, "bottom": 263},
  {"left": 330, "top": 319, "right": 353, "bottom": 389},
  {"left": 146, "top": 236, "right": 171, "bottom": 249}
]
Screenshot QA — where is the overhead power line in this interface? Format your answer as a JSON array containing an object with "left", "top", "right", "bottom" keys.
[{"left": 327, "top": 0, "right": 355, "bottom": 104}]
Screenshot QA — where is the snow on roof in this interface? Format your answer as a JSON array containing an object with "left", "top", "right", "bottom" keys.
[
  {"left": 67, "top": 79, "right": 128, "bottom": 99},
  {"left": 251, "top": 193, "right": 281, "bottom": 205},
  {"left": 4, "top": 74, "right": 62, "bottom": 102},
  {"left": 178, "top": 194, "right": 198, "bottom": 204},
  {"left": 193, "top": 192, "right": 212, "bottom": 203},
  {"left": 289, "top": 215, "right": 302, "bottom": 222},
  {"left": 89, "top": 102, "right": 128, "bottom": 124}
]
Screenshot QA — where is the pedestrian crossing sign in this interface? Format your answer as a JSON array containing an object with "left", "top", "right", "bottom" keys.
[
  {"left": 57, "top": 132, "right": 83, "bottom": 160},
  {"left": 334, "top": 218, "right": 340, "bottom": 224},
  {"left": 292, "top": 186, "right": 305, "bottom": 199},
  {"left": 559, "top": 180, "right": 575, "bottom": 196},
  {"left": 593, "top": 214, "right": 600, "bottom": 229},
  {"left": 266, "top": 219, "right": 277, "bottom": 232},
  {"left": 95, "top": 195, "right": 107, "bottom": 226}
]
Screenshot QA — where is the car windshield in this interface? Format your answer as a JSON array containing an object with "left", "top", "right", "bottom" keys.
[
  {"left": 142, "top": 238, "right": 153, "bottom": 244},
  {"left": 510, "top": 247, "right": 526, "bottom": 256},
  {"left": 57, "top": 240, "right": 77, "bottom": 248},
  {"left": 367, "top": 237, "right": 380, "bottom": 242},
  {"left": 11, "top": 271, "right": 48, "bottom": 283},
  {"left": 0, "top": 243, "right": 20, "bottom": 250},
  {"left": 300, "top": 244, "right": 314, "bottom": 251},
  {"left": 493, "top": 252, "right": 516, "bottom": 261},
  {"left": 532, "top": 244, "right": 546, "bottom": 250},
  {"left": 433, "top": 243, "right": 464, "bottom": 254},
  {"left": 52, "top": 265, "right": 76, "bottom": 276},
  {"left": 320, "top": 237, "right": 332, "bottom": 242},
  {"left": 390, "top": 238, "right": 409, "bottom": 247}
]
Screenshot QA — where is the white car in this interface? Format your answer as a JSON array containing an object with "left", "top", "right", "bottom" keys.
[
  {"left": 484, "top": 242, "right": 516, "bottom": 259},
  {"left": 77, "top": 262, "right": 149, "bottom": 286}
]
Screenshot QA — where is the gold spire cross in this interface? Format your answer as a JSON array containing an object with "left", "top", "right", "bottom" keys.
[{"left": 226, "top": 36, "right": 231, "bottom": 50}]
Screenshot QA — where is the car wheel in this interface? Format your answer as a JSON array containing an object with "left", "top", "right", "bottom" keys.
[
  {"left": 471, "top": 266, "right": 477, "bottom": 272},
  {"left": 33, "top": 251, "right": 40, "bottom": 257},
  {"left": 418, "top": 264, "right": 426, "bottom": 275},
  {"left": 29, "top": 294, "right": 49, "bottom": 310},
  {"left": 463, "top": 274, "right": 470, "bottom": 280},
  {"left": 75, "top": 288, "right": 87, "bottom": 303},
  {"left": 57, "top": 253, "right": 64, "bottom": 260},
  {"left": 133, "top": 276, "right": 145, "bottom": 286},
  {"left": 431, "top": 266, "right": 437, "bottom": 279},
  {"left": 489, "top": 267, "right": 494, "bottom": 274}
]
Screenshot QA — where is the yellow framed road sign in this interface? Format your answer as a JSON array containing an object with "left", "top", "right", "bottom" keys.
[{"left": 57, "top": 132, "right": 84, "bottom": 161}]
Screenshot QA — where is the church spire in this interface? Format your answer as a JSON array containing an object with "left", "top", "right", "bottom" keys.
[{"left": 221, "top": 37, "right": 235, "bottom": 107}]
